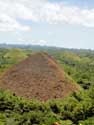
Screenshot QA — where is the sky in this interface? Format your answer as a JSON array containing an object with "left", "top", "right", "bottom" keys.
[{"left": 0, "top": 0, "right": 94, "bottom": 49}]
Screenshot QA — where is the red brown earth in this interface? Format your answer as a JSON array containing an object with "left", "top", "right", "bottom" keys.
[{"left": 0, "top": 52, "right": 80, "bottom": 101}]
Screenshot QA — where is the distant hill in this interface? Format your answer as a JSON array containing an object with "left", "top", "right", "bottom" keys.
[
  {"left": 4, "top": 48, "right": 27, "bottom": 63},
  {"left": 0, "top": 48, "right": 31, "bottom": 74},
  {"left": 0, "top": 52, "right": 80, "bottom": 101}
]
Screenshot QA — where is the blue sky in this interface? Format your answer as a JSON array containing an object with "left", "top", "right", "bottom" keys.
[
  {"left": 0, "top": 0, "right": 94, "bottom": 49},
  {"left": 49, "top": 0, "right": 94, "bottom": 8}
]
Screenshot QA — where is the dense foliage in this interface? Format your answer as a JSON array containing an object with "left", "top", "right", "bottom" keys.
[{"left": 0, "top": 86, "right": 93, "bottom": 125}]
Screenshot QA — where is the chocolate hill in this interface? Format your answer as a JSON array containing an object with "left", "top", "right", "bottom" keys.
[{"left": 0, "top": 52, "right": 80, "bottom": 101}]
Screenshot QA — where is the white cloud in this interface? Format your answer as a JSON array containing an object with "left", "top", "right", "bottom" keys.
[
  {"left": 0, "top": 0, "right": 94, "bottom": 32},
  {"left": 0, "top": 14, "right": 31, "bottom": 31},
  {"left": 18, "top": 37, "right": 47, "bottom": 45},
  {"left": 40, "top": 2, "right": 94, "bottom": 27},
  {"left": 30, "top": 39, "right": 47, "bottom": 46},
  {"left": 0, "top": 0, "right": 34, "bottom": 31}
]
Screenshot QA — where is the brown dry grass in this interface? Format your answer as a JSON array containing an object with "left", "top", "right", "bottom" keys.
[{"left": 0, "top": 52, "right": 80, "bottom": 101}]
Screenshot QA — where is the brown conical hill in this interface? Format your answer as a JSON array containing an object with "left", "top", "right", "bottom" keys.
[{"left": 0, "top": 52, "right": 80, "bottom": 101}]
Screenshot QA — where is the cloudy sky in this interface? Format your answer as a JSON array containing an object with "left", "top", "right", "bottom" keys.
[{"left": 0, "top": 0, "right": 94, "bottom": 49}]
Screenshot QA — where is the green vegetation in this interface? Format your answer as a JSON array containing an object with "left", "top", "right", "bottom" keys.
[
  {"left": 0, "top": 48, "right": 32, "bottom": 74},
  {"left": 0, "top": 85, "right": 93, "bottom": 125},
  {"left": 51, "top": 50, "right": 94, "bottom": 89},
  {"left": 0, "top": 47, "right": 94, "bottom": 124}
]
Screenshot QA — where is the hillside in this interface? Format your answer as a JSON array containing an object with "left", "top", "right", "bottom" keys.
[
  {"left": 52, "top": 50, "right": 94, "bottom": 89},
  {"left": 0, "top": 48, "right": 29, "bottom": 74},
  {"left": 0, "top": 52, "right": 80, "bottom": 101}
]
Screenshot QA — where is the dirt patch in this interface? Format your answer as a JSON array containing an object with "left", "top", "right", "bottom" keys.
[{"left": 0, "top": 52, "right": 80, "bottom": 101}]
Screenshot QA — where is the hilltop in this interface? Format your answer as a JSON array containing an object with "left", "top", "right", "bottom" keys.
[{"left": 0, "top": 52, "right": 80, "bottom": 101}]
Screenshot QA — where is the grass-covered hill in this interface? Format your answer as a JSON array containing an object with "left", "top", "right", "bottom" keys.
[
  {"left": 0, "top": 52, "right": 80, "bottom": 101},
  {"left": 1, "top": 47, "right": 94, "bottom": 91},
  {"left": 0, "top": 48, "right": 32, "bottom": 74},
  {"left": 51, "top": 50, "right": 94, "bottom": 89}
]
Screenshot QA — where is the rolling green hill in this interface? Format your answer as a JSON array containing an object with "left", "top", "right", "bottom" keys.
[
  {"left": 0, "top": 48, "right": 32, "bottom": 74},
  {"left": 51, "top": 50, "right": 94, "bottom": 89}
]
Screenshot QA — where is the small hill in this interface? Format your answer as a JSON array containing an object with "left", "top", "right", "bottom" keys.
[
  {"left": 4, "top": 48, "right": 27, "bottom": 63},
  {"left": 0, "top": 52, "right": 80, "bottom": 101},
  {"left": 0, "top": 48, "right": 29, "bottom": 74}
]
